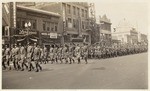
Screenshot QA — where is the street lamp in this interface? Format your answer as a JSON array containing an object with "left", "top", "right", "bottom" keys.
[{"left": 25, "top": 22, "right": 31, "bottom": 44}]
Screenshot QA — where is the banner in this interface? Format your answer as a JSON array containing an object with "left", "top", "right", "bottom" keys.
[
  {"left": 17, "top": 37, "right": 26, "bottom": 42},
  {"left": 50, "top": 33, "right": 57, "bottom": 39}
]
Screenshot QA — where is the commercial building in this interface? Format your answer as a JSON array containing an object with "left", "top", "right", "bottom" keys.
[
  {"left": 2, "top": 2, "right": 61, "bottom": 48},
  {"left": 112, "top": 19, "right": 138, "bottom": 44},
  {"left": 31, "top": 2, "right": 91, "bottom": 45},
  {"left": 99, "top": 15, "right": 112, "bottom": 46}
]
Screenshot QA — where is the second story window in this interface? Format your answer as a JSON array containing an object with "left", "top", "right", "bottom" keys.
[
  {"left": 73, "top": 6, "right": 76, "bottom": 15},
  {"left": 77, "top": 8, "right": 80, "bottom": 16},
  {"left": 67, "top": 5, "right": 71, "bottom": 14},
  {"left": 55, "top": 25, "right": 57, "bottom": 32},
  {"left": 32, "top": 20, "right": 36, "bottom": 29},
  {"left": 43, "top": 22, "right": 46, "bottom": 31},
  {"left": 82, "top": 9, "right": 84, "bottom": 17}
]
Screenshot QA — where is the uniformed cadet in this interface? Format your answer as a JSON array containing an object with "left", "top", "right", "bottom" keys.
[
  {"left": 68, "top": 43, "right": 75, "bottom": 64},
  {"left": 14, "top": 44, "right": 21, "bottom": 70},
  {"left": 43, "top": 46, "right": 48, "bottom": 64},
  {"left": 62, "top": 45, "right": 68, "bottom": 63},
  {"left": 4, "top": 45, "right": 11, "bottom": 70},
  {"left": 83, "top": 44, "right": 88, "bottom": 64},
  {"left": 49, "top": 45, "right": 54, "bottom": 64},
  {"left": 75, "top": 44, "right": 81, "bottom": 64},
  {"left": 19, "top": 43, "right": 28, "bottom": 71},
  {"left": 10, "top": 44, "right": 16, "bottom": 70},
  {"left": 52, "top": 45, "right": 58, "bottom": 64},
  {"left": 57, "top": 45, "right": 63, "bottom": 64},
  {"left": 33, "top": 43, "right": 42, "bottom": 72},
  {"left": 27, "top": 43, "right": 34, "bottom": 71},
  {"left": 2, "top": 47, "right": 6, "bottom": 70}
]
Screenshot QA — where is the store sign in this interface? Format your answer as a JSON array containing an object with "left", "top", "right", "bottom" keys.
[
  {"left": 50, "top": 33, "right": 57, "bottom": 39},
  {"left": 19, "top": 30, "right": 37, "bottom": 35}
]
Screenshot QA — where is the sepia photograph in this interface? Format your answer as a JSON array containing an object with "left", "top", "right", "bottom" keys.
[{"left": 1, "top": 0, "right": 149, "bottom": 89}]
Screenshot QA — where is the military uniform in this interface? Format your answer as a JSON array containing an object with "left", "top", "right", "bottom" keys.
[
  {"left": 4, "top": 46, "right": 10, "bottom": 69},
  {"left": 14, "top": 45, "right": 21, "bottom": 70},
  {"left": 20, "top": 46, "right": 27, "bottom": 71},
  {"left": 33, "top": 45, "right": 42, "bottom": 72},
  {"left": 27, "top": 44, "right": 34, "bottom": 71}
]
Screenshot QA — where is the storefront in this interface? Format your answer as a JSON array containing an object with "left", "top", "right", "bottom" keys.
[{"left": 39, "top": 32, "right": 61, "bottom": 50}]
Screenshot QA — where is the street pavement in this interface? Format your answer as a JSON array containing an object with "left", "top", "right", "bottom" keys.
[{"left": 2, "top": 53, "right": 148, "bottom": 89}]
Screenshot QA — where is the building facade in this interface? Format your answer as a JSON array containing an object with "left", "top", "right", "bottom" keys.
[
  {"left": 16, "top": 5, "right": 60, "bottom": 47},
  {"left": 31, "top": 2, "right": 91, "bottom": 45},
  {"left": 99, "top": 15, "right": 112, "bottom": 46},
  {"left": 2, "top": 2, "right": 61, "bottom": 48},
  {"left": 140, "top": 33, "right": 148, "bottom": 44},
  {"left": 112, "top": 19, "right": 138, "bottom": 44}
]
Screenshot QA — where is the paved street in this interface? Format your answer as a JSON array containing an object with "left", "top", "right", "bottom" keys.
[{"left": 2, "top": 53, "right": 148, "bottom": 89}]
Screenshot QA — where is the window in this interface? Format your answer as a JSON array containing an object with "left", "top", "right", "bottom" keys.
[
  {"left": 73, "top": 19, "right": 76, "bottom": 28},
  {"left": 82, "top": 9, "right": 84, "bottom": 17},
  {"left": 2, "top": 26, "right": 5, "bottom": 36},
  {"left": 85, "top": 10, "right": 88, "bottom": 18},
  {"left": 22, "top": 20, "right": 25, "bottom": 28},
  {"left": 51, "top": 23, "right": 54, "bottom": 31},
  {"left": 47, "top": 27, "right": 50, "bottom": 31},
  {"left": 32, "top": 20, "right": 36, "bottom": 29},
  {"left": 16, "top": 18, "right": 21, "bottom": 28},
  {"left": 68, "top": 18, "right": 72, "bottom": 23},
  {"left": 43, "top": 22, "right": 46, "bottom": 31},
  {"left": 55, "top": 25, "right": 57, "bottom": 32},
  {"left": 73, "top": 6, "right": 76, "bottom": 15},
  {"left": 67, "top": 5, "right": 71, "bottom": 14},
  {"left": 82, "top": 21, "right": 84, "bottom": 29},
  {"left": 77, "top": 8, "right": 80, "bottom": 16}
]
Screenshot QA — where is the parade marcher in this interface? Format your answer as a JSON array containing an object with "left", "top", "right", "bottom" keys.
[
  {"left": 19, "top": 43, "right": 28, "bottom": 71},
  {"left": 57, "top": 45, "right": 63, "bottom": 64},
  {"left": 82, "top": 44, "right": 88, "bottom": 64},
  {"left": 43, "top": 46, "right": 48, "bottom": 64},
  {"left": 14, "top": 44, "right": 21, "bottom": 70},
  {"left": 4, "top": 45, "right": 11, "bottom": 70},
  {"left": 10, "top": 44, "right": 16, "bottom": 70},
  {"left": 33, "top": 43, "right": 42, "bottom": 72},
  {"left": 68, "top": 43, "right": 75, "bottom": 64},
  {"left": 62, "top": 44, "right": 68, "bottom": 63},
  {"left": 49, "top": 45, "right": 54, "bottom": 64},
  {"left": 27, "top": 43, "right": 34, "bottom": 71},
  {"left": 2, "top": 46, "right": 6, "bottom": 70},
  {"left": 75, "top": 44, "right": 81, "bottom": 64},
  {"left": 53, "top": 45, "right": 58, "bottom": 64}
]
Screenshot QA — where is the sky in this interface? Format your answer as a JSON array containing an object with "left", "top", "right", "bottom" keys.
[{"left": 94, "top": 1, "right": 149, "bottom": 35}]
